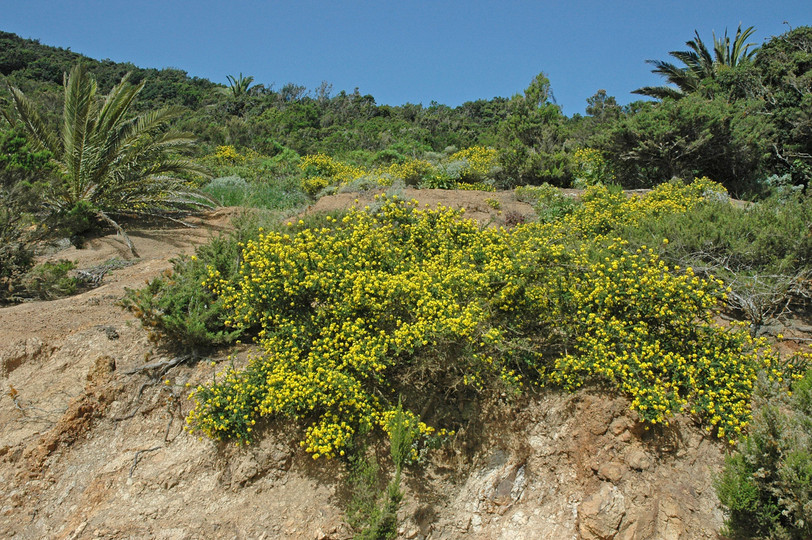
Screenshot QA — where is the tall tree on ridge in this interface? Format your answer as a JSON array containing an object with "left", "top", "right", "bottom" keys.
[{"left": 634, "top": 24, "right": 758, "bottom": 100}]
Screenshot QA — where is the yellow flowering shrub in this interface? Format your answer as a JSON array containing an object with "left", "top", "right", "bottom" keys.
[
  {"left": 299, "top": 154, "right": 434, "bottom": 194},
  {"left": 300, "top": 175, "right": 329, "bottom": 196},
  {"left": 213, "top": 145, "right": 243, "bottom": 164},
  {"left": 186, "top": 179, "right": 807, "bottom": 456},
  {"left": 447, "top": 146, "right": 500, "bottom": 182},
  {"left": 299, "top": 154, "right": 366, "bottom": 185},
  {"left": 190, "top": 197, "right": 521, "bottom": 455},
  {"left": 545, "top": 240, "right": 789, "bottom": 440},
  {"left": 555, "top": 176, "right": 724, "bottom": 238},
  {"left": 453, "top": 181, "right": 496, "bottom": 192},
  {"left": 381, "top": 159, "right": 433, "bottom": 185}
]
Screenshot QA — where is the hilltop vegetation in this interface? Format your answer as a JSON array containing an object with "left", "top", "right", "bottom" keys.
[{"left": 2, "top": 26, "right": 810, "bottom": 194}]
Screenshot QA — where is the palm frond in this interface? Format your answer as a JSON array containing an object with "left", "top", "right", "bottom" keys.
[
  {"left": 631, "top": 86, "right": 684, "bottom": 100},
  {"left": 6, "top": 85, "right": 61, "bottom": 157},
  {"left": 61, "top": 64, "right": 100, "bottom": 204},
  {"left": 727, "top": 25, "right": 758, "bottom": 67}
]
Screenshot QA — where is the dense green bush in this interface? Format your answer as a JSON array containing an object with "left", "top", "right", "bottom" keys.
[
  {"left": 121, "top": 234, "right": 245, "bottom": 352},
  {"left": 514, "top": 183, "right": 578, "bottom": 222},
  {"left": 0, "top": 127, "right": 53, "bottom": 303},
  {"left": 617, "top": 192, "right": 812, "bottom": 327},
  {"left": 716, "top": 368, "right": 812, "bottom": 539}
]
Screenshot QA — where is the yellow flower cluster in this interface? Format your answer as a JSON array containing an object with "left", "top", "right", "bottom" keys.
[
  {"left": 555, "top": 176, "right": 722, "bottom": 238},
  {"left": 447, "top": 146, "right": 500, "bottom": 181},
  {"left": 299, "top": 153, "right": 366, "bottom": 185},
  {"left": 381, "top": 159, "right": 433, "bottom": 185},
  {"left": 186, "top": 179, "right": 806, "bottom": 454},
  {"left": 300, "top": 175, "right": 329, "bottom": 196},
  {"left": 453, "top": 181, "right": 496, "bottom": 192},
  {"left": 298, "top": 154, "right": 433, "bottom": 194},
  {"left": 213, "top": 145, "right": 243, "bottom": 164},
  {"left": 545, "top": 240, "right": 781, "bottom": 439}
]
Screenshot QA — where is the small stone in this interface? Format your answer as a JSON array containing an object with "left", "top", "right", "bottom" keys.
[
  {"left": 579, "top": 482, "right": 626, "bottom": 540},
  {"left": 598, "top": 462, "right": 626, "bottom": 483},
  {"left": 609, "top": 417, "right": 633, "bottom": 436},
  {"left": 626, "top": 448, "right": 652, "bottom": 471}
]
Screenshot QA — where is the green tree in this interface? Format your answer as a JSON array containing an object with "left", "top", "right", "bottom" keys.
[
  {"left": 604, "top": 94, "right": 770, "bottom": 192},
  {"left": 0, "top": 126, "right": 53, "bottom": 302},
  {"left": 224, "top": 73, "right": 254, "bottom": 98},
  {"left": 497, "top": 73, "right": 569, "bottom": 186},
  {"left": 585, "top": 89, "right": 621, "bottom": 123},
  {"left": 753, "top": 26, "right": 812, "bottom": 186},
  {"left": 634, "top": 25, "right": 758, "bottom": 99},
  {"left": 5, "top": 64, "right": 212, "bottom": 256}
]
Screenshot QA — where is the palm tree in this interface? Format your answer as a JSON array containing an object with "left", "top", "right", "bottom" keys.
[
  {"left": 4, "top": 64, "right": 213, "bottom": 256},
  {"left": 225, "top": 73, "right": 254, "bottom": 98},
  {"left": 634, "top": 25, "right": 758, "bottom": 99}
]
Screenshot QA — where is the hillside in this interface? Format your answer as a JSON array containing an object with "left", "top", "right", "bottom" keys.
[{"left": 0, "top": 191, "right": 754, "bottom": 539}]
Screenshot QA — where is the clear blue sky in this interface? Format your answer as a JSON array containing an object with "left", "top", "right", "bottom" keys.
[{"left": 1, "top": 0, "right": 809, "bottom": 115}]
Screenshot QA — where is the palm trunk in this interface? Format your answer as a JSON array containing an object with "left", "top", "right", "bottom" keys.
[{"left": 96, "top": 210, "right": 139, "bottom": 258}]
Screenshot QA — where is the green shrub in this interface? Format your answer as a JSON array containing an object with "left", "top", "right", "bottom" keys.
[
  {"left": 514, "top": 184, "right": 578, "bottom": 223},
  {"left": 202, "top": 174, "right": 307, "bottom": 209},
  {"left": 0, "top": 127, "right": 53, "bottom": 304},
  {"left": 346, "top": 402, "right": 415, "bottom": 540},
  {"left": 22, "top": 260, "right": 79, "bottom": 300},
  {"left": 716, "top": 368, "right": 812, "bottom": 539},
  {"left": 122, "top": 234, "right": 244, "bottom": 352}
]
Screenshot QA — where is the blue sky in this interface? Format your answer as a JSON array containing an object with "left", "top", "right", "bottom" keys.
[{"left": 1, "top": 0, "right": 809, "bottom": 115}]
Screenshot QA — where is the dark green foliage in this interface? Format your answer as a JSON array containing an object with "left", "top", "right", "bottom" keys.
[
  {"left": 618, "top": 193, "right": 812, "bottom": 327},
  {"left": 121, "top": 234, "right": 244, "bottom": 352},
  {"left": 4, "top": 27, "right": 812, "bottom": 198},
  {"left": 753, "top": 27, "right": 812, "bottom": 188},
  {"left": 0, "top": 31, "right": 219, "bottom": 109},
  {"left": 0, "top": 127, "right": 53, "bottom": 303},
  {"left": 603, "top": 94, "right": 770, "bottom": 193},
  {"left": 716, "top": 370, "right": 812, "bottom": 539}
]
